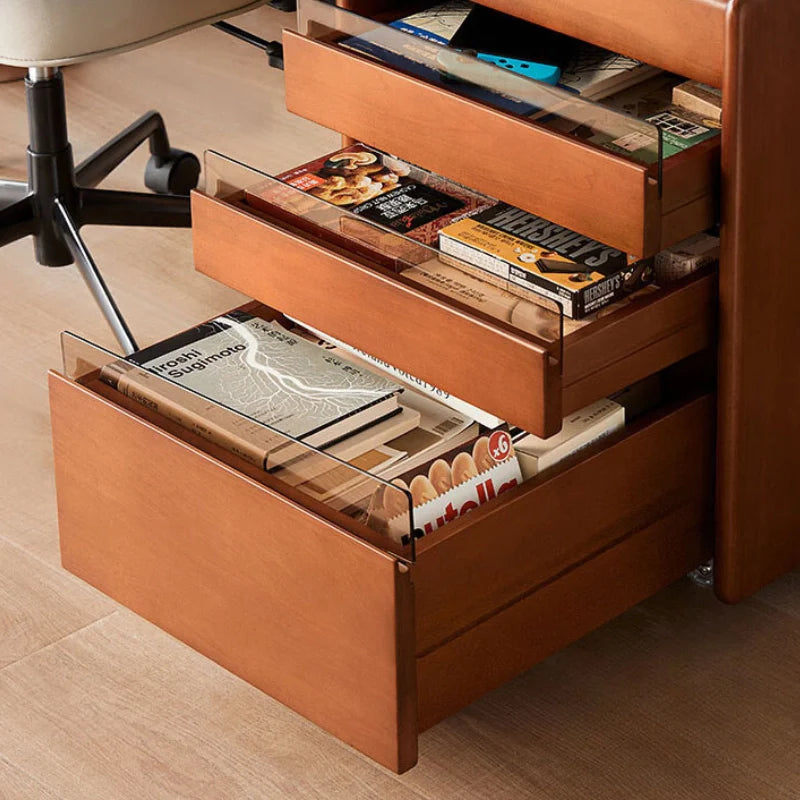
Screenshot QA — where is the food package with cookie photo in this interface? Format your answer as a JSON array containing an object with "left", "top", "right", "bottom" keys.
[
  {"left": 370, "top": 428, "right": 523, "bottom": 544},
  {"left": 439, "top": 203, "right": 654, "bottom": 318},
  {"left": 243, "top": 144, "right": 494, "bottom": 271},
  {"left": 241, "top": 176, "right": 419, "bottom": 272}
]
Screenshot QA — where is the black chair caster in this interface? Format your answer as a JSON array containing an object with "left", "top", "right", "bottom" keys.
[{"left": 145, "top": 148, "right": 201, "bottom": 196}]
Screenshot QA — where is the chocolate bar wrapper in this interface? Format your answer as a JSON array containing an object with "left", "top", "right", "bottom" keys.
[{"left": 439, "top": 203, "right": 654, "bottom": 318}]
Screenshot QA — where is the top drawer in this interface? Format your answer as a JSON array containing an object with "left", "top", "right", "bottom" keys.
[
  {"left": 283, "top": 0, "right": 720, "bottom": 258},
  {"left": 446, "top": 0, "right": 726, "bottom": 87}
]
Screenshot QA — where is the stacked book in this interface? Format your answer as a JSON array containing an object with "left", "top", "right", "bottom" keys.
[{"left": 101, "top": 307, "right": 657, "bottom": 542}]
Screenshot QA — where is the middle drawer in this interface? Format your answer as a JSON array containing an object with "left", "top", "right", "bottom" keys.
[{"left": 192, "top": 153, "right": 716, "bottom": 437}]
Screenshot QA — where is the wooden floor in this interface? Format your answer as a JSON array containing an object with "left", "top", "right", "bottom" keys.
[{"left": 1, "top": 8, "right": 798, "bottom": 798}]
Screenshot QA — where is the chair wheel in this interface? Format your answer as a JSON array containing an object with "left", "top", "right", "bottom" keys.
[{"left": 144, "top": 148, "right": 200, "bottom": 195}]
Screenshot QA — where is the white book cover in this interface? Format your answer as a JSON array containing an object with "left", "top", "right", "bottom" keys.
[
  {"left": 289, "top": 317, "right": 504, "bottom": 428},
  {"left": 514, "top": 398, "right": 625, "bottom": 478},
  {"left": 559, "top": 46, "right": 660, "bottom": 100},
  {"left": 125, "top": 311, "right": 402, "bottom": 453}
]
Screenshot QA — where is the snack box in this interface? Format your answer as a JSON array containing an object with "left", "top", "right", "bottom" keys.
[
  {"left": 266, "top": 143, "right": 493, "bottom": 248},
  {"left": 439, "top": 203, "right": 654, "bottom": 318},
  {"left": 370, "top": 428, "right": 523, "bottom": 543},
  {"left": 653, "top": 231, "right": 719, "bottom": 284},
  {"left": 243, "top": 178, "right": 424, "bottom": 272}
]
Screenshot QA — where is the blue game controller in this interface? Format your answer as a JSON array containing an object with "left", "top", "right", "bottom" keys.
[{"left": 475, "top": 53, "right": 560, "bottom": 85}]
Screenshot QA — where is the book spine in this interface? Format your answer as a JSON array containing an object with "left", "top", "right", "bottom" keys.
[
  {"left": 102, "top": 364, "right": 270, "bottom": 471},
  {"left": 290, "top": 319, "right": 504, "bottom": 429}
]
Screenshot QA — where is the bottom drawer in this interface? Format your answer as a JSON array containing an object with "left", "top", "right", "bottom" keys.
[{"left": 50, "top": 356, "right": 714, "bottom": 772}]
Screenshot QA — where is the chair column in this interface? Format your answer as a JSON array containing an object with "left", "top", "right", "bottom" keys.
[{"left": 25, "top": 67, "right": 77, "bottom": 266}]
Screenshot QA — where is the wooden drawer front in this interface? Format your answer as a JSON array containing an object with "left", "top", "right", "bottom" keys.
[
  {"left": 417, "top": 500, "right": 710, "bottom": 730},
  {"left": 192, "top": 190, "right": 716, "bottom": 437},
  {"left": 49, "top": 372, "right": 418, "bottom": 774},
  {"left": 412, "top": 394, "right": 715, "bottom": 657},
  {"left": 282, "top": 30, "right": 718, "bottom": 258},
  {"left": 51, "top": 369, "right": 712, "bottom": 773},
  {"left": 192, "top": 191, "right": 562, "bottom": 437}
]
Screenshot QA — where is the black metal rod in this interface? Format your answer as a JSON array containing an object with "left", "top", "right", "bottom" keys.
[
  {"left": 212, "top": 21, "right": 284, "bottom": 68},
  {"left": 79, "top": 188, "right": 192, "bottom": 229},
  {"left": 0, "top": 195, "right": 36, "bottom": 247},
  {"left": 213, "top": 21, "right": 278, "bottom": 52},
  {"left": 25, "top": 71, "right": 70, "bottom": 154},
  {"left": 76, "top": 111, "right": 170, "bottom": 188}
]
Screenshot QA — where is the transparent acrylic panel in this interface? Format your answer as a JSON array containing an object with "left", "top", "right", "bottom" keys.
[
  {"left": 204, "top": 149, "right": 566, "bottom": 367},
  {"left": 297, "top": 0, "right": 664, "bottom": 171},
  {"left": 61, "top": 329, "right": 420, "bottom": 559}
]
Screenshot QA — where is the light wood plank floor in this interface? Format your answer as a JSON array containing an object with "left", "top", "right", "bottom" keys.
[{"left": 1, "top": 8, "right": 798, "bottom": 798}]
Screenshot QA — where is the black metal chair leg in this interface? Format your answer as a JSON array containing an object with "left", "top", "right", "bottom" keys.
[
  {"left": 0, "top": 195, "right": 36, "bottom": 247},
  {"left": 53, "top": 198, "right": 138, "bottom": 355},
  {"left": 75, "top": 110, "right": 169, "bottom": 188},
  {"left": 0, "top": 179, "right": 28, "bottom": 208},
  {"left": 80, "top": 187, "right": 192, "bottom": 228}
]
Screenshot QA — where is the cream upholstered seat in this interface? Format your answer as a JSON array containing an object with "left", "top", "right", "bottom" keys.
[
  {"left": 0, "top": 0, "right": 267, "bottom": 355},
  {"left": 0, "top": 1, "right": 265, "bottom": 66}
]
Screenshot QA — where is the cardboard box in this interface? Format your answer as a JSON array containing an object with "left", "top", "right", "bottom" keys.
[{"left": 440, "top": 203, "right": 654, "bottom": 318}]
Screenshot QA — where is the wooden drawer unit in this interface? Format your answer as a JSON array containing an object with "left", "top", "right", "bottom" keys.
[
  {"left": 191, "top": 158, "right": 716, "bottom": 438},
  {"left": 281, "top": 0, "right": 721, "bottom": 258},
  {"left": 46, "top": 0, "right": 800, "bottom": 778},
  {"left": 50, "top": 352, "right": 714, "bottom": 772}
]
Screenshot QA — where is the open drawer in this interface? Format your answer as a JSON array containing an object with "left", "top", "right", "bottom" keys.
[
  {"left": 281, "top": 0, "right": 721, "bottom": 258},
  {"left": 50, "top": 323, "right": 715, "bottom": 773},
  {"left": 192, "top": 152, "right": 717, "bottom": 437}
]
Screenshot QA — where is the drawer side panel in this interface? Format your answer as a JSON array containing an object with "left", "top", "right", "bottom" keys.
[
  {"left": 49, "top": 373, "right": 418, "bottom": 773},
  {"left": 413, "top": 394, "right": 715, "bottom": 653},
  {"left": 417, "top": 500, "right": 711, "bottom": 730}
]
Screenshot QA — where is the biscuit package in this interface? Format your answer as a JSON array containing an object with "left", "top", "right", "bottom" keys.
[
  {"left": 370, "top": 428, "right": 523, "bottom": 544},
  {"left": 243, "top": 177, "right": 423, "bottom": 272},
  {"left": 273, "top": 144, "right": 494, "bottom": 246},
  {"left": 439, "top": 203, "right": 654, "bottom": 318}
]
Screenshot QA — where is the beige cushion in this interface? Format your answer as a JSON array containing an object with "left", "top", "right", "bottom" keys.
[{"left": 0, "top": 0, "right": 266, "bottom": 67}]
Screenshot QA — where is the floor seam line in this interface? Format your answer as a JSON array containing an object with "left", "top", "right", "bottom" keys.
[{"left": 0, "top": 611, "right": 119, "bottom": 674}]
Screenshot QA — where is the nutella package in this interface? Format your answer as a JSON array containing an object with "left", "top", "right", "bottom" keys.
[{"left": 370, "top": 428, "right": 523, "bottom": 544}]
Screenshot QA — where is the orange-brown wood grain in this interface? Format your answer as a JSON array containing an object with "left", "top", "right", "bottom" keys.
[
  {"left": 49, "top": 372, "right": 418, "bottom": 773},
  {"left": 282, "top": 31, "right": 660, "bottom": 257},
  {"left": 413, "top": 394, "right": 715, "bottom": 654},
  {"left": 282, "top": 32, "right": 718, "bottom": 258},
  {"left": 191, "top": 191, "right": 562, "bottom": 436},
  {"left": 49, "top": 369, "right": 712, "bottom": 772},
  {"left": 715, "top": 0, "right": 800, "bottom": 601},
  {"left": 561, "top": 271, "right": 717, "bottom": 414},
  {"left": 416, "top": 498, "right": 712, "bottom": 730},
  {"left": 477, "top": 0, "right": 727, "bottom": 87},
  {"left": 192, "top": 191, "right": 715, "bottom": 436}
]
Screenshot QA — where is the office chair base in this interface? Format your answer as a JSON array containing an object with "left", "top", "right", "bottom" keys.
[{"left": 0, "top": 68, "right": 199, "bottom": 354}]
